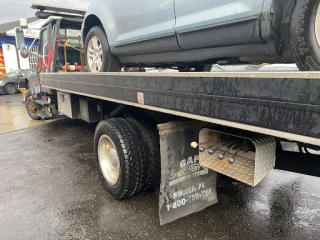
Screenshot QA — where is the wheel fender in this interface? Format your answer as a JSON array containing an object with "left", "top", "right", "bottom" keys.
[
  {"left": 83, "top": 0, "right": 116, "bottom": 52},
  {"left": 83, "top": 14, "right": 115, "bottom": 54}
]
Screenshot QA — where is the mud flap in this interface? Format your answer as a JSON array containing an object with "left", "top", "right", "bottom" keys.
[
  {"left": 158, "top": 121, "right": 218, "bottom": 225},
  {"left": 27, "top": 72, "right": 41, "bottom": 96}
]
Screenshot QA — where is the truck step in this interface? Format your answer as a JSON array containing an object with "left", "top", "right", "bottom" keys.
[
  {"left": 198, "top": 128, "right": 276, "bottom": 187},
  {"left": 36, "top": 109, "right": 53, "bottom": 120},
  {"left": 34, "top": 99, "right": 50, "bottom": 106}
]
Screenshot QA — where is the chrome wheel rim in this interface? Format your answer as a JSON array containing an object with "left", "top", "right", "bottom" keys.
[
  {"left": 87, "top": 36, "right": 103, "bottom": 72},
  {"left": 316, "top": 5, "right": 320, "bottom": 47},
  {"left": 98, "top": 135, "right": 120, "bottom": 186}
]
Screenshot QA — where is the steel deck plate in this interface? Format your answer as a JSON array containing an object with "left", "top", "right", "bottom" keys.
[{"left": 40, "top": 72, "right": 320, "bottom": 145}]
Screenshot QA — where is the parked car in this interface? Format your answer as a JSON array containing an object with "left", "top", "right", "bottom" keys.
[
  {"left": 0, "top": 69, "right": 36, "bottom": 95},
  {"left": 82, "top": 0, "right": 320, "bottom": 72}
]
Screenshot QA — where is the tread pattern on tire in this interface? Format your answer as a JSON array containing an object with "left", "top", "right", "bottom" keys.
[
  {"left": 25, "top": 89, "right": 40, "bottom": 120},
  {"left": 291, "top": 0, "right": 320, "bottom": 71},
  {"left": 126, "top": 117, "right": 161, "bottom": 191},
  {"left": 111, "top": 118, "right": 145, "bottom": 195},
  {"left": 94, "top": 118, "right": 144, "bottom": 199}
]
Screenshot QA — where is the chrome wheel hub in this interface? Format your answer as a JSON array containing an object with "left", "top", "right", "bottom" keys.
[
  {"left": 87, "top": 36, "right": 103, "bottom": 72},
  {"left": 98, "top": 135, "right": 120, "bottom": 186},
  {"left": 316, "top": 5, "right": 320, "bottom": 47}
]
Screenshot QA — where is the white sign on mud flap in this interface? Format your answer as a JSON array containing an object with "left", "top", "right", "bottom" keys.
[
  {"left": 169, "top": 155, "right": 209, "bottom": 186},
  {"left": 158, "top": 123, "right": 218, "bottom": 225},
  {"left": 165, "top": 156, "right": 216, "bottom": 213}
]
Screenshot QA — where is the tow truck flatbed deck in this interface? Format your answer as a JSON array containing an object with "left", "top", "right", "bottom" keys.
[{"left": 41, "top": 71, "right": 320, "bottom": 146}]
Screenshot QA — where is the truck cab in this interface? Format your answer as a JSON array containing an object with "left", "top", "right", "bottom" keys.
[
  {"left": 37, "top": 17, "right": 83, "bottom": 73},
  {"left": 15, "top": 5, "right": 85, "bottom": 120}
]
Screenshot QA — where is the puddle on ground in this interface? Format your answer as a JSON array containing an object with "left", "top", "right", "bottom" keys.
[{"left": 0, "top": 105, "right": 56, "bottom": 134}]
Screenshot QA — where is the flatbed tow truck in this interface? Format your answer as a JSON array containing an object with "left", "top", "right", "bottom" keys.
[{"left": 16, "top": 4, "right": 320, "bottom": 225}]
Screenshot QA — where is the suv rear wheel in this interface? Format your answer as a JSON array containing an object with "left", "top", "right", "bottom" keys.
[
  {"left": 84, "top": 26, "right": 122, "bottom": 72},
  {"left": 291, "top": 0, "right": 320, "bottom": 71}
]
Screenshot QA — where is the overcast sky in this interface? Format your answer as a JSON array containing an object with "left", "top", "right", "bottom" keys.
[{"left": 0, "top": 0, "right": 92, "bottom": 24}]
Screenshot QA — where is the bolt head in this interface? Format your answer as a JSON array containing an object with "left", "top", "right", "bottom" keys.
[
  {"left": 199, "top": 147, "right": 205, "bottom": 152},
  {"left": 208, "top": 149, "right": 214, "bottom": 155},
  {"left": 228, "top": 157, "right": 235, "bottom": 164},
  {"left": 218, "top": 154, "right": 224, "bottom": 160}
]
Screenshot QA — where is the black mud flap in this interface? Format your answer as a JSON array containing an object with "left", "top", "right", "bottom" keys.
[
  {"left": 27, "top": 72, "right": 41, "bottom": 97},
  {"left": 158, "top": 121, "right": 218, "bottom": 225}
]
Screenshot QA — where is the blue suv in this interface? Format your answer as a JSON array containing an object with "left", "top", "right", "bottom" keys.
[{"left": 82, "top": 0, "right": 320, "bottom": 72}]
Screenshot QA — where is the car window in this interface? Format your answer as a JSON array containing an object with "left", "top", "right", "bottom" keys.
[
  {"left": 3, "top": 70, "right": 19, "bottom": 78},
  {"left": 21, "top": 70, "right": 34, "bottom": 77},
  {"left": 59, "top": 28, "right": 81, "bottom": 45}
]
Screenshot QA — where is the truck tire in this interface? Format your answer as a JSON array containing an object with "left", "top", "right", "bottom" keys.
[
  {"left": 291, "top": 0, "right": 320, "bottom": 71},
  {"left": 94, "top": 118, "right": 145, "bottom": 199},
  {"left": 84, "top": 26, "right": 122, "bottom": 72},
  {"left": 126, "top": 117, "right": 161, "bottom": 191},
  {"left": 5, "top": 84, "right": 16, "bottom": 95},
  {"left": 25, "top": 89, "right": 40, "bottom": 120}
]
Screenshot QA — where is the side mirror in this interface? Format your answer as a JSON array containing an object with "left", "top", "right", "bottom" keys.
[
  {"left": 15, "top": 19, "right": 29, "bottom": 58},
  {"left": 15, "top": 28, "right": 29, "bottom": 58},
  {"left": 15, "top": 28, "right": 25, "bottom": 49}
]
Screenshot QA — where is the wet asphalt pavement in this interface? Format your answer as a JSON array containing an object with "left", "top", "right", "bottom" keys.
[
  {"left": 1, "top": 96, "right": 320, "bottom": 240},
  {"left": 0, "top": 93, "right": 56, "bottom": 135}
]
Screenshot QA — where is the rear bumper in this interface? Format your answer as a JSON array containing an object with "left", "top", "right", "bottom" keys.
[{"left": 0, "top": 86, "right": 5, "bottom": 93}]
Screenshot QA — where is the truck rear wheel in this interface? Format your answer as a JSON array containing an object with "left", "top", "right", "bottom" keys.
[
  {"left": 25, "top": 89, "right": 40, "bottom": 120},
  {"left": 126, "top": 117, "right": 161, "bottom": 191},
  {"left": 94, "top": 118, "right": 145, "bottom": 199}
]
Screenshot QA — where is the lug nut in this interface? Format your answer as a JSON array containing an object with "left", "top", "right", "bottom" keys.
[
  {"left": 208, "top": 149, "right": 214, "bottom": 155},
  {"left": 199, "top": 147, "right": 205, "bottom": 152}
]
